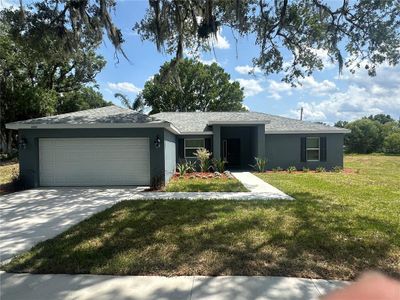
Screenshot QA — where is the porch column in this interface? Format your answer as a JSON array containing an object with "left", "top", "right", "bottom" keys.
[
  {"left": 212, "top": 125, "right": 221, "bottom": 159},
  {"left": 257, "top": 124, "right": 266, "bottom": 159}
]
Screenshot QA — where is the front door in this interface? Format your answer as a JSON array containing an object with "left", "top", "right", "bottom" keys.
[{"left": 222, "top": 138, "right": 241, "bottom": 168}]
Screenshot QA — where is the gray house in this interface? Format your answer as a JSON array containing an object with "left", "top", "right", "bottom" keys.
[{"left": 6, "top": 105, "right": 349, "bottom": 188}]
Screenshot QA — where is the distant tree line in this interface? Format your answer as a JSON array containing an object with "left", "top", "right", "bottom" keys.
[{"left": 335, "top": 114, "right": 400, "bottom": 154}]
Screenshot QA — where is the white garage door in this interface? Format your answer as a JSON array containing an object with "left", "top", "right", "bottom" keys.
[{"left": 39, "top": 138, "right": 150, "bottom": 186}]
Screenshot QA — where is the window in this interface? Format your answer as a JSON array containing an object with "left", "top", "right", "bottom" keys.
[
  {"left": 184, "top": 138, "right": 205, "bottom": 158},
  {"left": 306, "top": 137, "right": 320, "bottom": 161}
]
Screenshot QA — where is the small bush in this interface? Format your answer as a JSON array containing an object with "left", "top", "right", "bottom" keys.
[
  {"left": 287, "top": 166, "right": 297, "bottom": 173},
  {"left": 177, "top": 163, "right": 189, "bottom": 176},
  {"left": 316, "top": 166, "right": 326, "bottom": 173},
  {"left": 383, "top": 132, "right": 400, "bottom": 154},
  {"left": 250, "top": 157, "right": 267, "bottom": 172},
  {"left": 276, "top": 166, "right": 283, "bottom": 172},
  {"left": 272, "top": 168, "right": 278, "bottom": 172},
  {"left": 302, "top": 167, "right": 310, "bottom": 173},
  {"left": 194, "top": 148, "right": 212, "bottom": 172},
  {"left": 212, "top": 159, "right": 226, "bottom": 173},
  {"left": 332, "top": 166, "right": 343, "bottom": 173},
  {"left": 185, "top": 160, "right": 197, "bottom": 173}
]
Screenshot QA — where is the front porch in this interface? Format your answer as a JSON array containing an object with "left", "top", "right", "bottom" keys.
[{"left": 211, "top": 124, "right": 266, "bottom": 170}]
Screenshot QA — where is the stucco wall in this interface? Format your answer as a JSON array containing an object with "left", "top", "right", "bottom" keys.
[
  {"left": 265, "top": 133, "right": 345, "bottom": 170},
  {"left": 18, "top": 128, "right": 167, "bottom": 188},
  {"left": 163, "top": 129, "right": 176, "bottom": 182}
]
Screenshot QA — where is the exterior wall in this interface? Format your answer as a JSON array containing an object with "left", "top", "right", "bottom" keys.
[
  {"left": 18, "top": 128, "right": 167, "bottom": 188},
  {"left": 163, "top": 129, "right": 176, "bottom": 182},
  {"left": 265, "top": 133, "right": 345, "bottom": 170}
]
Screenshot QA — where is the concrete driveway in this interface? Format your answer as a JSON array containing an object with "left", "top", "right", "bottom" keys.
[{"left": 0, "top": 187, "right": 144, "bottom": 262}]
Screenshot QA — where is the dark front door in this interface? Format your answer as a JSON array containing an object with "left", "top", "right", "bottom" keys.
[{"left": 222, "top": 138, "right": 241, "bottom": 168}]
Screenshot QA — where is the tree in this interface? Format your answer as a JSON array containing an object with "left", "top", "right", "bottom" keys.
[
  {"left": 383, "top": 133, "right": 400, "bottom": 154},
  {"left": 20, "top": 1, "right": 400, "bottom": 83},
  {"left": 367, "top": 114, "right": 395, "bottom": 125},
  {"left": 57, "top": 87, "right": 112, "bottom": 114},
  {"left": 334, "top": 120, "right": 349, "bottom": 128},
  {"left": 0, "top": 7, "right": 107, "bottom": 154},
  {"left": 135, "top": 58, "right": 245, "bottom": 114},
  {"left": 344, "top": 119, "right": 383, "bottom": 154}
]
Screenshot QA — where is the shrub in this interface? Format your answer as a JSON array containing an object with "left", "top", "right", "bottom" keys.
[
  {"left": 302, "top": 167, "right": 310, "bottom": 172},
  {"left": 316, "top": 166, "right": 326, "bottom": 173},
  {"left": 276, "top": 166, "right": 283, "bottom": 172},
  {"left": 250, "top": 157, "right": 267, "bottom": 172},
  {"left": 177, "top": 163, "right": 189, "bottom": 176},
  {"left": 332, "top": 166, "right": 343, "bottom": 173},
  {"left": 194, "top": 148, "right": 212, "bottom": 172},
  {"left": 185, "top": 160, "right": 197, "bottom": 173},
  {"left": 383, "top": 132, "right": 400, "bottom": 154},
  {"left": 287, "top": 166, "right": 297, "bottom": 173},
  {"left": 212, "top": 159, "right": 226, "bottom": 173}
]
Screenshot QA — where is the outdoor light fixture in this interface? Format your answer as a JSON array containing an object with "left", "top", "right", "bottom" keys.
[
  {"left": 154, "top": 135, "right": 161, "bottom": 148},
  {"left": 18, "top": 138, "right": 27, "bottom": 150}
]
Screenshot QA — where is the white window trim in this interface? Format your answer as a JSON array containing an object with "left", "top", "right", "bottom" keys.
[
  {"left": 306, "top": 137, "right": 320, "bottom": 162},
  {"left": 184, "top": 138, "right": 205, "bottom": 158}
]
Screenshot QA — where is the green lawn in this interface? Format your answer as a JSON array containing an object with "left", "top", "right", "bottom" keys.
[
  {"left": 165, "top": 175, "right": 248, "bottom": 192},
  {"left": 3, "top": 155, "right": 400, "bottom": 280}
]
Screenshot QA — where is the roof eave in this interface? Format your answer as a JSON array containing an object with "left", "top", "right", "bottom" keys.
[
  {"left": 266, "top": 129, "right": 351, "bottom": 134},
  {"left": 6, "top": 122, "right": 181, "bottom": 134},
  {"left": 208, "top": 120, "right": 269, "bottom": 125}
]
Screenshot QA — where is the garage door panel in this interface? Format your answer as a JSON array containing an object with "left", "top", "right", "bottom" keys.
[{"left": 39, "top": 138, "right": 150, "bottom": 186}]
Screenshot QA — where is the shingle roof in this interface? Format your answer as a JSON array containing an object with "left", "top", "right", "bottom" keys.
[
  {"left": 7, "top": 105, "right": 162, "bottom": 126},
  {"left": 153, "top": 111, "right": 349, "bottom": 134},
  {"left": 7, "top": 106, "right": 349, "bottom": 134}
]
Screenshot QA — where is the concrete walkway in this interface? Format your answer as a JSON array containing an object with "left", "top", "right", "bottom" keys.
[
  {"left": 232, "top": 172, "right": 293, "bottom": 199},
  {"left": 0, "top": 272, "right": 348, "bottom": 300}
]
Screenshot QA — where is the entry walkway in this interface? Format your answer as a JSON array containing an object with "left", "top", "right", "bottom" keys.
[
  {"left": 232, "top": 172, "right": 292, "bottom": 199},
  {"left": 0, "top": 272, "right": 348, "bottom": 300}
]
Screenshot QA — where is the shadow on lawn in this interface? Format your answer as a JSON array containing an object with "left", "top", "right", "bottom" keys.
[{"left": 4, "top": 194, "right": 399, "bottom": 280}]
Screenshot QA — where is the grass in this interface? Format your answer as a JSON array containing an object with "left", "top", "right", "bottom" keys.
[
  {"left": 165, "top": 175, "right": 248, "bottom": 192},
  {"left": 3, "top": 155, "right": 400, "bottom": 280},
  {"left": 0, "top": 160, "right": 19, "bottom": 195}
]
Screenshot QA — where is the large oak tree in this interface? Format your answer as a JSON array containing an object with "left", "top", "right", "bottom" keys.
[
  {"left": 133, "top": 58, "right": 245, "bottom": 113},
  {"left": 11, "top": 0, "right": 399, "bottom": 82}
]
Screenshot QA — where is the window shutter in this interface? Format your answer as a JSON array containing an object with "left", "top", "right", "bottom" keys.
[
  {"left": 178, "top": 138, "right": 184, "bottom": 159},
  {"left": 320, "top": 137, "right": 327, "bottom": 162},
  {"left": 300, "top": 137, "right": 306, "bottom": 162},
  {"left": 204, "top": 138, "right": 212, "bottom": 153}
]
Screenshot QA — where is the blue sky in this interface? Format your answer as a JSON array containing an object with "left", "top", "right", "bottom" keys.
[{"left": 3, "top": 0, "right": 400, "bottom": 123}]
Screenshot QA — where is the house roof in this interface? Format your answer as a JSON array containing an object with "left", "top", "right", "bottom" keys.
[
  {"left": 5, "top": 105, "right": 180, "bottom": 133},
  {"left": 153, "top": 111, "right": 350, "bottom": 134},
  {"left": 6, "top": 106, "right": 349, "bottom": 134}
]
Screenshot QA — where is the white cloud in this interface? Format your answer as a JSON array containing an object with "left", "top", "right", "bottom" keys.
[
  {"left": 210, "top": 29, "right": 230, "bottom": 50},
  {"left": 107, "top": 82, "right": 142, "bottom": 94},
  {"left": 300, "top": 76, "right": 337, "bottom": 94},
  {"left": 235, "top": 65, "right": 262, "bottom": 75},
  {"left": 199, "top": 57, "right": 219, "bottom": 65},
  {"left": 288, "top": 64, "right": 400, "bottom": 122},
  {"left": 235, "top": 78, "right": 264, "bottom": 97},
  {"left": 266, "top": 76, "right": 336, "bottom": 100}
]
